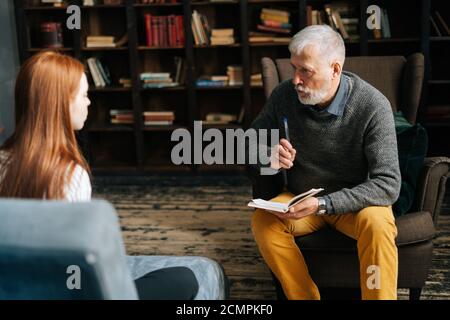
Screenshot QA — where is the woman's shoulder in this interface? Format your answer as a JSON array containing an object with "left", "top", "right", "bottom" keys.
[{"left": 65, "top": 164, "right": 92, "bottom": 202}]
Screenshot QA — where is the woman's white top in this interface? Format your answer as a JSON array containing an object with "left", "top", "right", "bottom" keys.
[{"left": 0, "top": 151, "right": 91, "bottom": 202}]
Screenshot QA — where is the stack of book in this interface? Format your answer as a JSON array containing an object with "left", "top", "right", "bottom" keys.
[
  {"left": 251, "top": 74, "right": 263, "bottom": 87},
  {"left": 110, "top": 109, "right": 133, "bottom": 125},
  {"left": 110, "top": 110, "right": 176, "bottom": 126},
  {"left": 430, "top": 11, "right": 450, "bottom": 37},
  {"left": 210, "top": 29, "right": 235, "bottom": 46},
  {"left": 248, "top": 31, "right": 290, "bottom": 44},
  {"left": 86, "top": 57, "right": 111, "bottom": 88},
  {"left": 140, "top": 72, "right": 178, "bottom": 89},
  {"left": 227, "top": 65, "right": 243, "bottom": 86},
  {"left": 143, "top": 111, "right": 175, "bottom": 126},
  {"left": 191, "top": 10, "right": 211, "bottom": 46},
  {"left": 86, "top": 36, "right": 116, "bottom": 48},
  {"left": 137, "top": 0, "right": 179, "bottom": 3},
  {"left": 119, "top": 78, "right": 131, "bottom": 88},
  {"left": 41, "top": 0, "right": 64, "bottom": 7},
  {"left": 144, "top": 14, "right": 185, "bottom": 47},
  {"left": 81, "top": 0, "right": 123, "bottom": 4},
  {"left": 204, "top": 113, "right": 237, "bottom": 125},
  {"left": 196, "top": 75, "right": 229, "bottom": 88},
  {"left": 307, "top": 4, "right": 360, "bottom": 40},
  {"left": 257, "top": 8, "right": 291, "bottom": 35}
]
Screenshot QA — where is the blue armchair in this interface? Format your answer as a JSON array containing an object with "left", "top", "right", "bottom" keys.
[{"left": 0, "top": 199, "right": 227, "bottom": 300}]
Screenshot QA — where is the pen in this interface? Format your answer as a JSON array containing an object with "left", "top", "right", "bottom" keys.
[
  {"left": 283, "top": 117, "right": 290, "bottom": 141},
  {"left": 282, "top": 117, "right": 289, "bottom": 188}
]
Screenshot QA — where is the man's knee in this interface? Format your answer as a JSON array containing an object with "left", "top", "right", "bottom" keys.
[{"left": 355, "top": 206, "right": 397, "bottom": 240}]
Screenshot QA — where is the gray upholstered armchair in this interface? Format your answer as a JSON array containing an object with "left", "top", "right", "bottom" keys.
[
  {"left": 0, "top": 199, "right": 228, "bottom": 300},
  {"left": 248, "top": 54, "right": 450, "bottom": 300}
]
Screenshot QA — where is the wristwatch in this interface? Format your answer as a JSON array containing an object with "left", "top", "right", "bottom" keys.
[{"left": 316, "top": 197, "right": 327, "bottom": 216}]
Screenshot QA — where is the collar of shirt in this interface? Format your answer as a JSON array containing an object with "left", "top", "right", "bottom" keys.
[{"left": 299, "top": 75, "right": 349, "bottom": 116}]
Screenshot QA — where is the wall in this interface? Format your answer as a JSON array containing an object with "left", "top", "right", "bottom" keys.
[{"left": 0, "top": 0, "right": 19, "bottom": 145}]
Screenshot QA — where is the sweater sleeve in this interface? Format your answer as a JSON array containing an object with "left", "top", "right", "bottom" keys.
[
  {"left": 327, "top": 97, "right": 401, "bottom": 214},
  {"left": 65, "top": 165, "right": 92, "bottom": 202}
]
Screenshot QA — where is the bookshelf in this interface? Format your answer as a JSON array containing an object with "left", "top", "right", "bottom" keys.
[{"left": 13, "top": 0, "right": 450, "bottom": 175}]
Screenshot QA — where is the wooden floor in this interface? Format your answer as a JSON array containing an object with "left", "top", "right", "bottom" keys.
[{"left": 94, "top": 176, "right": 450, "bottom": 300}]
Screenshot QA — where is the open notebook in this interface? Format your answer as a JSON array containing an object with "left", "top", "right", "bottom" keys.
[{"left": 247, "top": 188, "right": 324, "bottom": 213}]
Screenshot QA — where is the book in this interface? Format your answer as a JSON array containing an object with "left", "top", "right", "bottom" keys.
[
  {"left": 211, "top": 29, "right": 234, "bottom": 37},
  {"left": 430, "top": 16, "right": 442, "bottom": 37},
  {"left": 257, "top": 25, "right": 291, "bottom": 34},
  {"left": 381, "top": 8, "right": 391, "bottom": 39},
  {"left": 435, "top": 11, "right": 450, "bottom": 36},
  {"left": 247, "top": 188, "right": 324, "bottom": 213},
  {"left": 205, "top": 113, "right": 236, "bottom": 123}
]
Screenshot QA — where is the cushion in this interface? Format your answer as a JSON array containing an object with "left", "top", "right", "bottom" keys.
[
  {"left": 393, "top": 111, "right": 428, "bottom": 217},
  {"left": 126, "top": 255, "right": 228, "bottom": 300}
]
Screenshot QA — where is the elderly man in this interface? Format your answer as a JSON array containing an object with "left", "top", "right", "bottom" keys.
[{"left": 250, "top": 25, "right": 401, "bottom": 300}]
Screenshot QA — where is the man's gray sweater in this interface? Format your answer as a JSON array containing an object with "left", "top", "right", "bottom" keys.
[{"left": 250, "top": 71, "right": 401, "bottom": 214}]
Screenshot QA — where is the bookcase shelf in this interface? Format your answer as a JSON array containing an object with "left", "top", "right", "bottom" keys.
[
  {"left": 82, "top": 47, "right": 128, "bottom": 51},
  {"left": 28, "top": 47, "right": 74, "bottom": 51},
  {"left": 194, "top": 44, "right": 242, "bottom": 48},
  {"left": 248, "top": 0, "right": 297, "bottom": 3},
  {"left": 430, "top": 36, "right": 450, "bottom": 42},
  {"left": 13, "top": 0, "right": 450, "bottom": 173},
  {"left": 367, "top": 38, "right": 421, "bottom": 43},
  {"left": 191, "top": 1, "right": 239, "bottom": 5},
  {"left": 195, "top": 85, "right": 243, "bottom": 90},
  {"left": 133, "top": 3, "right": 183, "bottom": 7},
  {"left": 142, "top": 125, "right": 187, "bottom": 132},
  {"left": 202, "top": 123, "right": 242, "bottom": 129},
  {"left": 89, "top": 87, "right": 131, "bottom": 92},
  {"left": 429, "top": 80, "right": 450, "bottom": 85},
  {"left": 140, "top": 86, "right": 187, "bottom": 91},
  {"left": 137, "top": 45, "right": 185, "bottom": 50},
  {"left": 81, "top": 5, "right": 126, "bottom": 9},
  {"left": 87, "top": 126, "right": 134, "bottom": 132}
]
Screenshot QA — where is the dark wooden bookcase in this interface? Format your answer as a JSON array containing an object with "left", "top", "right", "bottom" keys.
[{"left": 13, "top": 0, "right": 450, "bottom": 175}]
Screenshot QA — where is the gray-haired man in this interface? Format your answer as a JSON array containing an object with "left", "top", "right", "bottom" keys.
[{"left": 251, "top": 25, "right": 401, "bottom": 300}]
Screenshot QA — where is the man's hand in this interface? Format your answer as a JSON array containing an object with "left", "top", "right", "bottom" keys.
[
  {"left": 270, "top": 197, "right": 319, "bottom": 220},
  {"left": 270, "top": 138, "right": 297, "bottom": 170}
]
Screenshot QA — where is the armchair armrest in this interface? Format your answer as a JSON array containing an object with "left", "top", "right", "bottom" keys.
[{"left": 413, "top": 157, "right": 450, "bottom": 225}]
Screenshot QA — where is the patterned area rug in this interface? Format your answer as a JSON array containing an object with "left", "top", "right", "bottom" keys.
[{"left": 93, "top": 176, "right": 450, "bottom": 300}]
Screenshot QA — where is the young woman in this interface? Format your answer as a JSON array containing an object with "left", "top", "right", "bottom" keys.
[
  {"left": 0, "top": 51, "right": 199, "bottom": 300},
  {"left": 0, "top": 51, "right": 91, "bottom": 201}
]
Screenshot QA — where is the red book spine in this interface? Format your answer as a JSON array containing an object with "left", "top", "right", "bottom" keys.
[
  {"left": 145, "top": 14, "right": 152, "bottom": 47},
  {"left": 159, "top": 17, "right": 165, "bottom": 47},
  {"left": 176, "top": 16, "right": 185, "bottom": 46},
  {"left": 170, "top": 15, "right": 177, "bottom": 47},
  {"left": 167, "top": 16, "right": 173, "bottom": 47},
  {"left": 152, "top": 16, "right": 159, "bottom": 47}
]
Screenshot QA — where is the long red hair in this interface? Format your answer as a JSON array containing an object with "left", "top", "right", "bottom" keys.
[{"left": 0, "top": 51, "right": 90, "bottom": 199}]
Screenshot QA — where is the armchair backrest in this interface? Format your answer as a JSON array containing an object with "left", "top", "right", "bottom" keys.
[
  {"left": 261, "top": 53, "right": 424, "bottom": 124},
  {"left": 0, "top": 199, "right": 138, "bottom": 300}
]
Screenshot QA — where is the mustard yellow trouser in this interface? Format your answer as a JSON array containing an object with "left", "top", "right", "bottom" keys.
[{"left": 251, "top": 192, "right": 398, "bottom": 300}]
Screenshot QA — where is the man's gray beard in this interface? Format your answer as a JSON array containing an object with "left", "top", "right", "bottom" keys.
[{"left": 297, "top": 80, "right": 332, "bottom": 105}]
